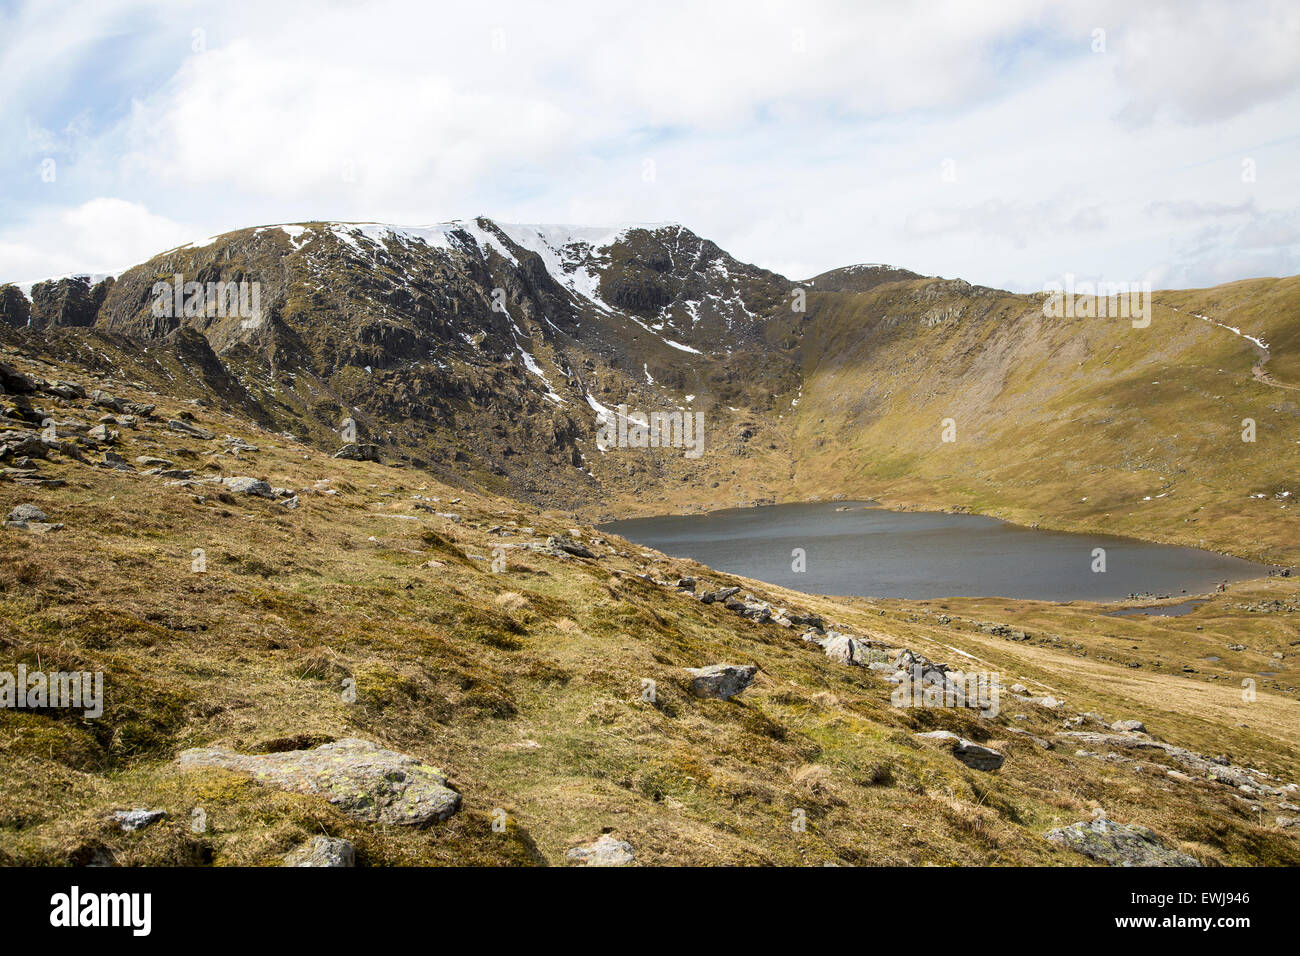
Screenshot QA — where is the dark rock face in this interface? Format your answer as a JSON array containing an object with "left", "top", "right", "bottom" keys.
[
  {"left": 0, "top": 285, "right": 31, "bottom": 329},
  {"left": 0, "top": 361, "right": 38, "bottom": 394},
  {"left": 28, "top": 276, "right": 114, "bottom": 330},
  {"left": 71, "top": 218, "right": 799, "bottom": 511}
]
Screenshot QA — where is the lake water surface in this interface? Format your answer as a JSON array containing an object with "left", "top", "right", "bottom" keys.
[{"left": 600, "top": 501, "right": 1262, "bottom": 601}]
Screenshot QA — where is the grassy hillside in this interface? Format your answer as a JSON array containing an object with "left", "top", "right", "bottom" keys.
[
  {"left": 765, "top": 279, "right": 1300, "bottom": 565},
  {"left": 2, "top": 345, "right": 1297, "bottom": 866}
]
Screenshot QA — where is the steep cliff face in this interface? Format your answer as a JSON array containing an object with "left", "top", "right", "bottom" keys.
[
  {"left": 12, "top": 275, "right": 116, "bottom": 330},
  {"left": 80, "top": 219, "right": 800, "bottom": 509}
]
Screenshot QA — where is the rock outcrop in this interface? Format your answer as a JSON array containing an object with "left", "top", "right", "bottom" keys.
[
  {"left": 686, "top": 663, "right": 757, "bottom": 700},
  {"left": 1045, "top": 818, "right": 1200, "bottom": 867},
  {"left": 175, "top": 738, "right": 461, "bottom": 826}
]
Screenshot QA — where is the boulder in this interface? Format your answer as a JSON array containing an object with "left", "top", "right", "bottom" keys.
[
  {"left": 1045, "top": 818, "right": 1200, "bottom": 866},
  {"left": 0, "top": 362, "right": 38, "bottom": 394},
  {"left": 333, "top": 443, "right": 380, "bottom": 462},
  {"left": 89, "top": 390, "right": 127, "bottom": 412},
  {"left": 283, "top": 836, "right": 356, "bottom": 867},
  {"left": 167, "top": 418, "right": 215, "bottom": 440},
  {"left": 686, "top": 663, "right": 757, "bottom": 700},
  {"left": 566, "top": 834, "right": 635, "bottom": 866},
  {"left": 103, "top": 451, "right": 133, "bottom": 471},
  {"left": 547, "top": 534, "right": 596, "bottom": 558},
  {"left": 220, "top": 476, "right": 275, "bottom": 498},
  {"left": 175, "top": 738, "right": 461, "bottom": 826},
  {"left": 786, "top": 611, "right": 824, "bottom": 628},
  {"left": 9, "top": 503, "right": 48, "bottom": 523},
  {"left": 822, "top": 633, "right": 868, "bottom": 666}
]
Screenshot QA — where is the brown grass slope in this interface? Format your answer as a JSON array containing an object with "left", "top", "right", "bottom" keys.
[
  {"left": 773, "top": 277, "right": 1300, "bottom": 564},
  {"left": 1, "top": 345, "right": 1298, "bottom": 866}
]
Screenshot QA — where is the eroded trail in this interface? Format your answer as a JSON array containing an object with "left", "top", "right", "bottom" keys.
[{"left": 1163, "top": 303, "right": 1300, "bottom": 392}]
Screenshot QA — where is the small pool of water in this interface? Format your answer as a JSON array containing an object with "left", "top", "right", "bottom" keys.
[{"left": 1105, "top": 600, "right": 1209, "bottom": 618}]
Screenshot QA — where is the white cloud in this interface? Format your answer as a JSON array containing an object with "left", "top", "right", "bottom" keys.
[
  {"left": 1, "top": 0, "right": 1297, "bottom": 290},
  {"left": 0, "top": 198, "right": 195, "bottom": 283}
]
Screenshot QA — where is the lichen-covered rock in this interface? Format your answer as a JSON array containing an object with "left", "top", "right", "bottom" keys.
[
  {"left": 1055, "top": 730, "right": 1289, "bottom": 796},
  {"left": 4, "top": 499, "right": 62, "bottom": 532},
  {"left": 566, "top": 834, "right": 635, "bottom": 866},
  {"left": 1045, "top": 818, "right": 1200, "bottom": 866},
  {"left": 175, "top": 738, "right": 461, "bottom": 826},
  {"left": 283, "top": 836, "right": 356, "bottom": 867},
  {"left": 9, "top": 503, "right": 48, "bottom": 522},
  {"left": 822, "top": 634, "right": 867, "bottom": 666},
  {"left": 1111, "top": 719, "right": 1146, "bottom": 733},
  {"left": 686, "top": 663, "right": 757, "bottom": 699}
]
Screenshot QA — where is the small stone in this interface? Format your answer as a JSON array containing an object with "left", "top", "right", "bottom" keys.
[
  {"left": 566, "top": 834, "right": 635, "bottom": 866},
  {"left": 114, "top": 808, "right": 167, "bottom": 832},
  {"left": 1111, "top": 719, "right": 1147, "bottom": 733},
  {"left": 283, "top": 836, "right": 356, "bottom": 867}
]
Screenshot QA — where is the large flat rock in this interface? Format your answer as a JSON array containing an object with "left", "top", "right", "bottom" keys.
[
  {"left": 1045, "top": 818, "right": 1200, "bottom": 867},
  {"left": 175, "top": 737, "right": 461, "bottom": 826}
]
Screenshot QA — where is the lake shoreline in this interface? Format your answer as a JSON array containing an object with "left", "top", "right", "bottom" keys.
[
  {"left": 599, "top": 499, "right": 1269, "bottom": 604},
  {"left": 592, "top": 492, "right": 1285, "bottom": 573}
]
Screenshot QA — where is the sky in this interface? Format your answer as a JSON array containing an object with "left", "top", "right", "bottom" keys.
[{"left": 2, "top": 0, "right": 1299, "bottom": 292}]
